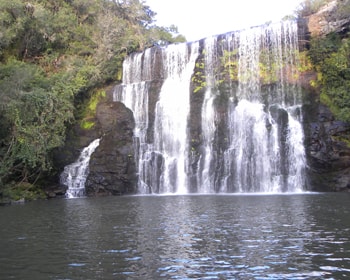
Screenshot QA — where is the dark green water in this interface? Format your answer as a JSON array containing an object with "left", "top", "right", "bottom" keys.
[{"left": 0, "top": 193, "right": 350, "bottom": 279}]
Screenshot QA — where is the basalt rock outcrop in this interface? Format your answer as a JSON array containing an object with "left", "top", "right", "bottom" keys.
[
  {"left": 55, "top": 88, "right": 137, "bottom": 196},
  {"left": 85, "top": 101, "right": 137, "bottom": 196},
  {"left": 303, "top": 101, "right": 350, "bottom": 191},
  {"left": 300, "top": 68, "right": 350, "bottom": 192},
  {"left": 299, "top": 0, "right": 350, "bottom": 192}
]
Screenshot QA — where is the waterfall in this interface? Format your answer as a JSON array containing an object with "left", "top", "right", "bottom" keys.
[
  {"left": 115, "top": 43, "right": 199, "bottom": 194},
  {"left": 221, "top": 21, "right": 305, "bottom": 193},
  {"left": 153, "top": 43, "right": 200, "bottom": 194},
  {"left": 115, "top": 20, "right": 306, "bottom": 194},
  {"left": 197, "top": 36, "right": 218, "bottom": 193},
  {"left": 60, "top": 139, "right": 100, "bottom": 198},
  {"left": 114, "top": 48, "right": 157, "bottom": 194}
]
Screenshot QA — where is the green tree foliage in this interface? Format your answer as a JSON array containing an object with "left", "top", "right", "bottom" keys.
[
  {"left": 297, "top": 0, "right": 350, "bottom": 122},
  {"left": 310, "top": 35, "right": 350, "bottom": 122},
  {"left": 0, "top": 60, "right": 74, "bottom": 185},
  {"left": 149, "top": 25, "right": 187, "bottom": 46},
  {"left": 0, "top": 0, "right": 186, "bottom": 195}
]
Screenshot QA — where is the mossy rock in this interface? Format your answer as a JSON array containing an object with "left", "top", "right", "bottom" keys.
[{"left": 80, "top": 89, "right": 107, "bottom": 130}]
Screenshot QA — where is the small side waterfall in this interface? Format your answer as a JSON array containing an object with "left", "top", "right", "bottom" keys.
[
  {"left": 115, "top": 20, "right": 306, "bottom": 194},
  {"left": 60, "top": 139, "right": 100, "bottom": 198}
]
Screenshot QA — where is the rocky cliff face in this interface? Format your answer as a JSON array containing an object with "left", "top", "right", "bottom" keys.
[
  {"left": 300, "top": 70, "right": 350, "bottom": 192},
  {"left": 306, "top": 0, "right": 350, "bottom": 37},
  {"left": 85, "top": 101, "right": 137, "bottom": 196},
  {"left": 299, "top": 0, "right": 350, "bottom": 192},
  {"left": 54, "top": 91, "right": 137, "bottom": 197},
  {"left": 303, "top": 102, "right": 350, "bottom": 191}
]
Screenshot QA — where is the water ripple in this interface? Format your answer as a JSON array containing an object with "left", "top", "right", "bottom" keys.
[{"left": 1, "top": 194, "right": 350, "bottom": 279}]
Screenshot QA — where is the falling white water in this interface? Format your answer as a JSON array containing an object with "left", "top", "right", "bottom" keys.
[
  {"left": 222, "top": 21, "right": 305, "bottom": 192},
  {"left": 60, "top": 139, "right": 100, "bottom": 198},
  {"left": 114, "top": 48, "right": 159, "bottom": 194},
  {"left": 237, "top": 28, "right": 261, "bottom": 100},
  {"left": 115, "top": 20, "right": 306, "bottom": 194},
  {"left": 115, "top": 43, "right": 199, "bottom": 194},
  {"left": 198, "top": 36, "right": 218, "bottom": 193},
  {"left": 114, "top": 81, "right": 152, "bottom": 194},
  {"left": 223, "top": 100, "right": 306, "bottom": 193},
  {"left": 228, "top": 100, "right": 281, "bottom": 192},
  {"left": 122, "top": 48, "right": 158, "bottom": 84},
  {"left": 115, "top": 82, "right": 149, "bottom": 142},
  {"left": 154, "top": 43, "right": 199, "bottom": 194},
  {"left": 286, "top": 106, "right": 306, "bottom": 193}
]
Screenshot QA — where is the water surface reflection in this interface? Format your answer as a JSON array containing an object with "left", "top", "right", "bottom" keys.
[{"left": 0, "top": 193, "right": 349, "bottom": 279}]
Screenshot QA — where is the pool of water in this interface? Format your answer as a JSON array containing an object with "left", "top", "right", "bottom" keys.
[{"left": 0, "top": 193, "right": 350, "bottom": 279}]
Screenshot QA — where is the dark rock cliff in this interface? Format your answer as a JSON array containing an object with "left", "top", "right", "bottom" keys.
[
  {"left": 300, "top": 72, "right": 350, "bottom": 192},
  {"left": 54, "top": 89, "right": 137, "bottom": 196},
  {"left": 85, "top": 101, "right": 137, "bottom": 196},
  {"left": 299, "top": 0, "right": 350, "bottom": 192},
  {"left": 303, "top": 101, "right": 350, "bottom": 191}
]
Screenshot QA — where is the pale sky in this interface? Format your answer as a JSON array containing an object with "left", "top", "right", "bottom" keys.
[{"left": 145, "top": 0, "right": 304, "bottom": 42}]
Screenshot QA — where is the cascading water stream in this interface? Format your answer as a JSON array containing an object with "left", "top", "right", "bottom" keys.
[
  {"left": 225, "top": 22, "right": 304, "bottom": 193},
  {"left": 115, "top": 20, "right": 306, "bottom": 194},
  {"left": 60, "top": 138, "right": 100, "bottom": 198},
  {"left": 153, "top": 43, "right": 200, "bottom": 194},
  {"left": 115, "top": 43, "right": 199, "bottom": 194},
  {"left": 114, "top": 80, "right": 150, "bottom": 193},
  {"left": 114, "top": 48, "right": 154, "bottom": 194},
  {"left": 197, "top": 36, "right": 218, "bottom": 193}
]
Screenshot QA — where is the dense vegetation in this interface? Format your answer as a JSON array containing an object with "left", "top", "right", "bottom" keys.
[
  {"left": 0, "top": 0, "right": 185, "bottom": 201},
  {"left": 297, "top": 0, "right": 350, "bottom": 121},
  {"left": 309, "top": 33, "right": 350, "bottom": 122}
]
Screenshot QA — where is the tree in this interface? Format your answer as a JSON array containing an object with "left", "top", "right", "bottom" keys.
[
  {"left": 0, "top": 60, "right": 74, "bottom": 185},
  {"left": 0, "top": 0, "right": 186, "bottom": 197}
]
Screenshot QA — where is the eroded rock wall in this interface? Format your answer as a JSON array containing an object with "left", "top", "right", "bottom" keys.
[
  {"left": 85, "top": 101, "right": 137, "bottom": 196},
  {"left": 306, "top": 0, "right": 350, "bottom": 37},
  {"left": 299, "top": 1, "right": 350, "bottom": 192},
  {"left": 301, "top": 73, "right": 350, "bottom": 192}
]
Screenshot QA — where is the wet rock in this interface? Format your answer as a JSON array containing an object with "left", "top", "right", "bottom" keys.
[
  {"left": 303, "top": 102, "right": 350, "bottom": 192},
  {"left": 85, "top": 101, "right": 137, "bottom": 196},
  {"left": 45, "top": 184, "right": 68, "bottom": 198}
]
